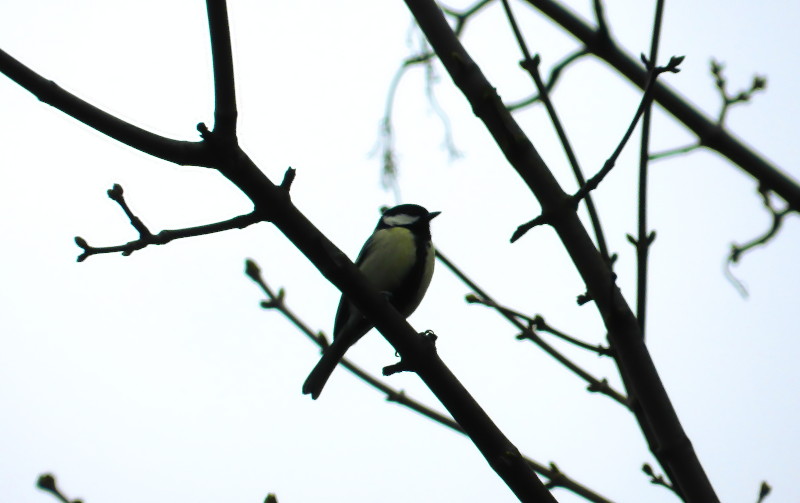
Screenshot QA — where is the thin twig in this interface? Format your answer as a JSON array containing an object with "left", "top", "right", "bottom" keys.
[
  {"left": 500, "top": 0, "right": 611, "bottom": 264},
  {"left": 648, "top": 142, "right": 701, "bottom": 161},
  {"left": 633, "top": 0, "right": 666, "bottom": 338},
  {"left": 523, "top": 0, "right": 800, "bottom": 215},
  {"left": 642, "top": 463, "right": 680, "bottom": 497},
  {"left": 725, "top": 187, "right": 792, "bottom": 296},
  {"left": 756, "top": 481, "right": 772, "bottom": 503},
  {"left": 711, "top": 59, "right": 767, "bottom": 126},
  {"left": 74, "top": 183, "right": 262, "bottom": 261},
  {"left": 375, "top": 0, "right": 493, "bottom": 193},
  {"left": 506, "top": 49, "right": 589, "bottom": 111},
  {"left": 439, "top": 251, "right": 628, "bottom": 406},
  {"left": 511, "top": 55, "right": 683, "bottom": 242},
  {"left": 37, "top": 474, "right": 80, "bottom": 503},
  {"left": 466, "top": 295, "right": 612, "bottom": 356}
]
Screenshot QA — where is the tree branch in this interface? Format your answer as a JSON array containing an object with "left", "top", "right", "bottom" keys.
[
  {"left": 441, "top": 252, "right": 627, "bottom": 405},
  {"left": 74, "top": 184, "right": 263, "bottom": 261},
  {"left": 500, "top": 0, "right": 611, "bottom": 264},
  {"left": 633, "top": 0, "right": 666, "bottom": 338},
  {"left": 245, "top": 259, "right": 616, "bottom": 503},
  {"left": 403, "top": 0, "right": 717, "bottom": 499},
  {"left": 206, "top": 0, "right": 238, "bottom": 136},
  {"left": 0, "top": 48, "right": 207, "bottom": 166},
  {"left": 512, "top": 56, "right": 682, "bottom": 243},
  {"left": 0, "top": 3, "right": 557, "bottom": 500},
  {"left": 37, "top": 474, "right": 79, "bottom": 503},
  {"left": 522, "top": 0, "right": 800, "bottom": 213}
]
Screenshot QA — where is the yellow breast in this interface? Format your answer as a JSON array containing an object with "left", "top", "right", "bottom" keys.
[{"left": 358, "top": 227, "right": 418, "bottom": 292}]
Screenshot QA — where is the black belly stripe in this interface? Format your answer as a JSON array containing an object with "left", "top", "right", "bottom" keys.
[{"left": 391, "top": 233, "right": 430, "bottom": 315}]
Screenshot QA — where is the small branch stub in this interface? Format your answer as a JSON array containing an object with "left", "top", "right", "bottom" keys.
[
  {"left": 383, "top": 330, "right": 438, "bottom": 376},
  {"left": 280, "top": 167, "right": 296, "bottom": 192}
]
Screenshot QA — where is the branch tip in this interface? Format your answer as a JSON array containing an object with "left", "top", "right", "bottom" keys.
[
  {"left": 280, "top": 167, "right": 296, "bottom": 191},
  {"left": 107, "top": 183, "right": 123, "bottom": 200},
  {"left": 757, "top": 481, "right": 772, "bottom": 503},
  {"left": 37, "top": 474, "right": 56, "bottom": 492},
  {"left": 244, "top": 258, "right": 260, "bottom": 280},
  {"left": 197, "top": 122, "right": 210, "bottom": 137}
]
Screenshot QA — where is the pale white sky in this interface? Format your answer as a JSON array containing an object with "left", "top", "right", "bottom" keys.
[{"left": 1, "top": 1, "right": 798, "bottom": 503}]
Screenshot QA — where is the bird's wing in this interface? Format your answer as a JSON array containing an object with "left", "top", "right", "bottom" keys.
[{"left": 331, "top": 234, "right": 376, "bottom": 338}]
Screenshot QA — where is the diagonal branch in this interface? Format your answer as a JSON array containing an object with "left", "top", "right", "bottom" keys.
[
  {"left": 74, "top": 183, "right": 262, "bottom": 261},
  {"left": 403, "top": 0, "right": 717, "bottom": 499},
  {"left": 0, "top": 48, "right": 207, "bottom": 167},
  {"left": 522, "top": 0, "right": 800, "bottom": 213},
  {"left": 466, "top": 296, "right": 612, "bottom": 356},
  {"left": 245, "top": 259, "right": 616, "bottom": 503},
  {"left": 0, "top": 3, "right": 557, "bottom": 500},
  {"left": 37, "top": 474, "right": 77, "bottom": 503},
  {"left": 440, "top": 251, "right": 627, "bottom": 406},
  {"left": 512, "top": 56, "right": 683, "bottom": 243},
  {"left": 500, "top": 0, "right": 611, "bottom": 264}
]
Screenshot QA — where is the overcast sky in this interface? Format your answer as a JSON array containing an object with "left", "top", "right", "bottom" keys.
[{"left": 1, "top": 1, "right": 799, "bottom": 503}]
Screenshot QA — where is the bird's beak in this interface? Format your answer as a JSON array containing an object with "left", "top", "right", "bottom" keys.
[{"left": 427, "top": 211, "right": 441, "bottom": 221}]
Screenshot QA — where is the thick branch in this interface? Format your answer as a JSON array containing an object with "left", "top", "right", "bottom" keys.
[
  {"left": 0, "top": 48, "right": 207, "bottom": 166},
  {"left": 245, "top": 259, "right": 615, "bottom": 503},
  {"left": 523, "top": 0, "right": 800, "bottom": 213},
  {"left": 403, "top": 0, "right": 717, "bottom": 500},
  {"left": 206, "top": 0, "right": 238, "bottom": 136},
  {"left": 227, "top": 156, "right": 558, "bottom": 503}
]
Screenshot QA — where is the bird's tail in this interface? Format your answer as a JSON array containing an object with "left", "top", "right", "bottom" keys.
[{"left": 302, "top": 341, "right": 350, "bottom": 399}]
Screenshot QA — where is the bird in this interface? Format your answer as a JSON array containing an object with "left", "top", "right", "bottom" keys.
[{"left": 302, "top": 204, "right": 440, "bottom": 399}]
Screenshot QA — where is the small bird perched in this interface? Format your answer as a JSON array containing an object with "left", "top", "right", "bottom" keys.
[{"left": 302, "top": 204, "right": 440, "bottom": 399}]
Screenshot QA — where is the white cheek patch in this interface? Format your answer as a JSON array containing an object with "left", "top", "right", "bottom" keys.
[{"left": 382, "top": 213, "right": 420, "bottom": 227}]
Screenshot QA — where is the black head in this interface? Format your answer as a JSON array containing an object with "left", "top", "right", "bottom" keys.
[{"left": 377, "top": 204, "right": 440, "bottom": 236}]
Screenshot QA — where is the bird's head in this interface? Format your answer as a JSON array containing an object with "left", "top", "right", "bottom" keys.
[{"left": 378, "top": 204, "right": 440, "bottom": 231}]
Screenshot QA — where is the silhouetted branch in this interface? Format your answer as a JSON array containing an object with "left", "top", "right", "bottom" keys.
[
  {"left": 506, "top": 49, "right": 589, "bottom": 111},
  {"left": 245, "top": 258, "right": 615, "bottom": 503},
  {"left": 756, "top": 481, "right": 772, "bottom": 503},
  {"left": 633, "top": 0, "right": 665, "bottom": 338},
  {"left": 642, "top": 463, "right": 680, "bottom": 497},
  {"left": 649, "top": 142, "right": 701, "bottom": 161},
  {"left": 500, "top": 0, "right": 611, "bottom": 264},
  {"left": 466, "top": 295, "right": 612, "bottom": 356},
  {"left": 403, "top": 0, "right": 717, "bottom": 498},
  {"left": 512, "top": 55, "right": 683, "bottom": 243},
  {"left": 652, "top": 59, "right": 766, "bottom": 162},
  {"left": 37, "top": 474, "right": 81, "bottom": 503},
  {"left": 74, "top": 183, "right": 262, "bottom": 261},
  {"left": 441, "top": 252, "right": 627, "bottom": 406},
  {"left": 711, "top": 59, "right": 766, "bottom": 125},
  {"left": 724, "top": 186, "right": 792, "bottom": 296},
  {"left": 1, "top": 2, "right": 558, "bottom": 498},
  {"left": 523, "top": 0, "right": 800, "bottom": 213},
  {"left": 0, "top": 49, "right": 207, "bottom": 166},
  {"left": 730, "top": 187, "right": 791, "bottom": 263},
  {"left": 206, "top": 0, "right": 238, "bottom": 136}
]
